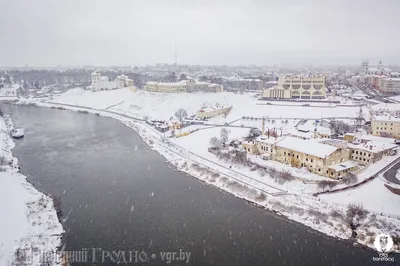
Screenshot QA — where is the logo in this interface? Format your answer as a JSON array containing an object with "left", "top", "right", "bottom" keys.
[{"left": 374, "top": 233, "right": 393, "bottom": 253}]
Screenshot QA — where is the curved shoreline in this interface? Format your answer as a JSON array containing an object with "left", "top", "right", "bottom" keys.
[
  {"left": 14, "top": 101, "right": 400, "bottom": 253},
  {"left": 0, "top": 114, "right": 63, "bottom": 265}
]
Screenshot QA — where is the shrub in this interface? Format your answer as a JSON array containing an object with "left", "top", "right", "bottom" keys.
[
  {"left": 330, "top": 209, "right": 344, "bottom": 220},
  {"left": 342, "top": 173, "right": 358, "bottom": 185},
  {"left": 346, "top": 203, "right": 368, "bottom": 225},
  {"left": 255, "top": 192, "right": 267, "bottom": 202},
  {"left": 280, "top": 170, "right": 295, "bottom": 182}
]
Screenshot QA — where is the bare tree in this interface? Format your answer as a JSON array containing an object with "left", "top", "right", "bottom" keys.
[
  {"left": 318, "top": 180, "right": 330, "bottom": 191},
  {"left": 342, "top": 173, "right": 358, "bottom": 185},
  {"left": 245, "top": 128, "right": 262, "bottom": 141},
  {"left": 209, "top": 136, "right": 221, "bottom": 148},
  {"left": 179, "top": 73, "right": 187, "bottom": 81},
  {"left": 346, "top": 203, "right": 368, "bottom": 227},
  {"left": 327, "top": 180, "right": 338, "bottom": 189},
  {"left": 175, "top": 108, "right": 188, "bottom": 122},
  {"left": 220, "top": 128, "right": 231, "bottom": 143},
  {"left": 280, "top": 170, "right": 295, "bottom": 182},
  {"left": 330, "top": 120, "right": 353, "bottom": 138}
]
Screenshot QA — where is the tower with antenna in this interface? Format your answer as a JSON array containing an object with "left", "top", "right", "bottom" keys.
[{"left": 173, "top": 44, "right": 178, "bottom": 70}]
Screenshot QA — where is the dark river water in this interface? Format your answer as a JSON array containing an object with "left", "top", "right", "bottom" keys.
[{"left": 2, "top": 104, "right": 396, "bottom": 266}]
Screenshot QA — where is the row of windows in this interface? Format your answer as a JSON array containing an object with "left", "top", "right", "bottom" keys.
[
  {"left": 351, "top": 155, "right": 370, "bottom": 163},
  {"left": 351, "top": 150, "right": 371, "bottom": 157},
  {"left": 283, "top": 151, "right": 315, "bottom": 162},
  {"left": 379, "top": 122, "right": 394, "bottom": 126},
  {"left": 374, "top": 131, "right": 400, "bottom": 136}
]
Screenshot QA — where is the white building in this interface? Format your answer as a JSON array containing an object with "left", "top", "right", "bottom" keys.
[
  {"left": 262, "top": 74, "right": 327, "bottom": 100},
  {"left": 380, "top": 78, "right": 400, "bottom": 93},
  {"left": 359, "top": 60, "right": 391, "bottom": 76},
  {"left": 145, "top": 79, "right": 223, "bottom": 93},
  {"left": 90, "top": 71, "right": 134, "bottom": 92}
]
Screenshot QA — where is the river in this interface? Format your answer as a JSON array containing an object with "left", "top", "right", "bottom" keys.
[{"left": 2, "top": 104, "right": 394, "bottom": 266}]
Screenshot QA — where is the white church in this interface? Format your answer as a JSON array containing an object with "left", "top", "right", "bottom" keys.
[
  {"left": 90, "top": 70, "right": 135, "bottom": 92},
  {"left": 359, "top": 60, "right": 391, "bottom": 76}
]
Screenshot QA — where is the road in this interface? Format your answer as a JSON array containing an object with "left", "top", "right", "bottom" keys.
[{"left": 383, "top": 159, "right": 400, "bottom": 184}]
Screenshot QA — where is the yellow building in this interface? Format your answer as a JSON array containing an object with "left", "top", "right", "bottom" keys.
[
  {"left": 243, "top": 136, "right": 355, "bottom": 179},
  {"left": 343, "top": 133, "right": 356, "bottom": 142},
  {"left": 145, "top": 79, "right": 223, "bottom": 93},
  {"left": 371, "top": 114, "right": 400, "bottom": 139},
  {"left": 168, "top": 120, "right": 182, "bottom": 130},
  {"left": 196, "top": 105, "right": 232, "bottom": 119},
  {"left": 262, "top": 74, "right": 327, "bottom": 99},
  {"left": 145, "top": 81, "right": 188, "bottom": 93},
  {"left": 348, "top": 140, "right": 397, "bottom": 165}
]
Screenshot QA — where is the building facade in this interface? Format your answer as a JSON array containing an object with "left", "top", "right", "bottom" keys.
[
  {"left": 145, "top": 79, "right": 223, "bottom": 93},
  {"left": 379, "top": 78, "right": 400, "bottom": 93},
  {"left": 90, "top": 71, "right": 134, "bottom": 92},
  {"left": 372, "top": 115, "right": 400, "bottom": 139},
  {"left": 243, "top": 136, "right": 354, "bottom": 179},
  {"left": 196, "top": 105, "right": 232, "bottom": 119},
  {"left": 262, "top": 75, "right": 327, "bottom": 99},
  {"left": 359, "top": 60, "right": 391, "bottom": 76}
]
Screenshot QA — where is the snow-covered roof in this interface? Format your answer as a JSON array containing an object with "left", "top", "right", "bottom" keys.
[
  {"left": 384, "top": 77, "right": 400, "bottom": 81},
  {"left": 349, "top": 141, "right": 397, "bottom": 153},
  {"left": 328, "top": 161, "right": 358, "bottom": 171},
  {"left": 374, "top": 115, "right": 400, "bottom": 122},
  {"left": 208, "top": 83, "right": 221, "bottom": 87},
  {"left": 257, "top": 136, "right": 338, "bottom": 158},
  {"left": 285, "top": 128, "right": 314, "bottom": 139},
  {"left": 91, "top": 70, "right": 101, "bottom": 76},
  {"left": 157, "top": 81, "right": 188, "bottom": 86},
  {"left": 371, "top": 103, "right": 400, "bottom": 112}
]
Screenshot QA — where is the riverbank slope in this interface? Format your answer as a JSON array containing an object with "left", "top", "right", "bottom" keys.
[{"left": 0, "top": 115, "right": 63, "bottom": 266}]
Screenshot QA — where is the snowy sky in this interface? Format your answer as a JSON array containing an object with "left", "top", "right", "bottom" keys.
[{"left": 1, "top": 0, "right": 399, "bottom": 66}]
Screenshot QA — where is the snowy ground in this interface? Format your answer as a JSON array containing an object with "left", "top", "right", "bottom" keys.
[
  {"left": 0, "top": 116, "right": 63, "bottom": 266},
  {"left": 17, "top": 88, "right": 400, "bottom": 252},
  {"left": 51, "top": 88, "right": 366, "bottom": 122},
  {"left": 321, "top": 176, "right": 400, "bottom": 216}
]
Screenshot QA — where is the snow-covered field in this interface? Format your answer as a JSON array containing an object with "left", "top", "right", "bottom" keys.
[
  {"left": 17, "top": 88, "right": 400, "bottom": 252},
  {"left": 0, "top": 116, "right": 63, "bottom": 266},
  {"left": 52, "top": 88, "right": 365, "bottom": 122}
]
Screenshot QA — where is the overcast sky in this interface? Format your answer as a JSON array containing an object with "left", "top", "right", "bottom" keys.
[{"left": 1, "top": 0, "right": 399, "bottom": 66}]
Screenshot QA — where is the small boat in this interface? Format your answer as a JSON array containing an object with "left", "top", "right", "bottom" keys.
[{"left": 11, "top": 128, "right": 25, "bottom": 139}]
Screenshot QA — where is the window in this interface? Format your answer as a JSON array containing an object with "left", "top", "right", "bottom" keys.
[
  {"left": 311, "top": 159, "right": 313, "bottom": 163},
  {"left": 284, "top": 152, "right": 286, "bottom": 155},
  {"left": 306, "top": 158, "right": 308, "bottom": 161},
  {"left": 297, "top": 155, "right": 299, "bottom": 158}
]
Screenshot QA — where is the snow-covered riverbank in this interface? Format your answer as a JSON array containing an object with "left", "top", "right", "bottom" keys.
[
  {"left": 19, "top": 97, "right": 400, "bottom": 253},
  {"left": 0, "top": 115, "right": 63, "bottom": 266}
]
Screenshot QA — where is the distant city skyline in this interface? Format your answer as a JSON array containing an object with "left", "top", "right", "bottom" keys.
[{"left": 1, "top": 0, "right": 400, "bottom": 67}]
